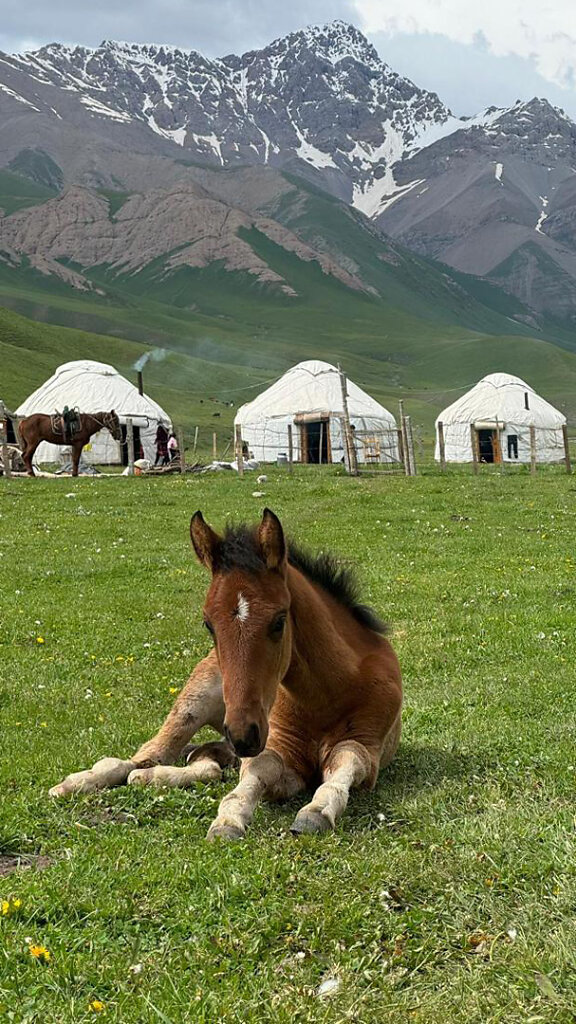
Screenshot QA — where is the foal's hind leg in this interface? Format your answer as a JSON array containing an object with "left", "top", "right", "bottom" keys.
[
  {"left": 49, "top": 652, "right": 224, "bottom": 796},
  {"left": 290, "top": 741, "right": 375, "bottom": 835}
]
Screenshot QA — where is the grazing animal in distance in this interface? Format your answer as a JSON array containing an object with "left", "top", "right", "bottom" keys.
[
  {"left": 18, "top": 410, "right": 122, "bottom": 477},
  {"left": 50, "top": 509, "right": 403, "bottom": 839}
]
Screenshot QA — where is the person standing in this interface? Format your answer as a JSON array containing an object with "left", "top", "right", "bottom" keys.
[
  {"left": 168, "top": 432, "right": 179, "bottom": 462},
  {"left": 155, "top": 424, "right": 169, "bottom": 466}
]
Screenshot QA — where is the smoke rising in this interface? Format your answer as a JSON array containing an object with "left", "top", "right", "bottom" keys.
[{"left": 133, "top": 348, "right": 167, "bottom": 372}]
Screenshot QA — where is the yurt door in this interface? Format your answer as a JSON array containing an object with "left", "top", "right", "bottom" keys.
[
  {"left": 6, "top": 417, "right": 16, "bottom": 444},
  {"left": 295, "top": 413, "right": 331, "bottom": 464},
  {"left": 476, "top": 428, "right": 502, "bottom": 464},
  {"left": 120, "top": 424, "right": 142, "bottom": 465}
]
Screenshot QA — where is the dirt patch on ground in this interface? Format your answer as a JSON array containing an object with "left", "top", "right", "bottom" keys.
[{"left": 0, "top": 854, "right": 52, "bottom": 877}]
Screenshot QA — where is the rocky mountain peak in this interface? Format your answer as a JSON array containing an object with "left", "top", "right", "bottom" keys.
[{"left": 258, "top": 20, "right": 382, "bottom": 67}]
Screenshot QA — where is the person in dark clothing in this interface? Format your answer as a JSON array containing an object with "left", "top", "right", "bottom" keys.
[
  {"left": 507, "top": 434, "right": 519, "bottom": 459},
  {"left": 155, "top": 424, "right": 169, "bottom": 466}
]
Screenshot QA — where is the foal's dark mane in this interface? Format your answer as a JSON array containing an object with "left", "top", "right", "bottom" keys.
[{"left": 216, "top": 524, "right": 387, "bottom": 635}]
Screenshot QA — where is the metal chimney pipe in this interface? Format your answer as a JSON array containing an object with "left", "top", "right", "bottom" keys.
[{"left": 137, "top": 370, "right": 144, "bottom": 396}]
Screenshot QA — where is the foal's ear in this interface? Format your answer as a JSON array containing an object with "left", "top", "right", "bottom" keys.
[
  {"left": 258, "top": 508, "right": 286, "bottom": 572},
  {"left": 190, "top": 511, "right": 221, "bottom": 571}
]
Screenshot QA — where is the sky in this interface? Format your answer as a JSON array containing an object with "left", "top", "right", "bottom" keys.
[{"left": 2, "top": 0, "right": 576, "bottom": 118}]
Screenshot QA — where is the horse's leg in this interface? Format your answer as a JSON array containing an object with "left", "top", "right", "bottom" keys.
[
  {"left": 207, "top": 749, "right": 304, "bottom": 841},
  {"left": 71, "top": 442, "right": 83, "bottom": 477},
  {"left": 49, "top": 652, "right": 224, "bottom": 796},
  {"left": 21, "top": 437, "right": 37, "bottom": 476},
  {"left": 290, "top": 740, "right": 376, "bottom": 835}
]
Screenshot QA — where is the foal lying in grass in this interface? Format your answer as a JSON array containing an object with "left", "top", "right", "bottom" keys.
[{"left": 51, "top": 509, "right": 402, "bottom": 839}]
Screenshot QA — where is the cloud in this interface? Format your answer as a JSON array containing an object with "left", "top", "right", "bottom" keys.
[
  {"left": 370, "top": 30, "right": 576, "bottom": 119},
  {"left": 0, "top": 0, "right": 356, "bottom": 55},
  {"left": 354, "top": 0, "right": 576, "bottom": 91}
]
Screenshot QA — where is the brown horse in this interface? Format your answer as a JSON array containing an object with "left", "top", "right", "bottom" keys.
[
  {"left": 19, "top": 411, "right": 122, "bottom": 476},
  {"left": 50, "top": 509, "right": 402, "bottom": 839}
]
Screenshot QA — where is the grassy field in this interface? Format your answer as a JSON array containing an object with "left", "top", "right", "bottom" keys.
[{"left": 1, "top": 466, "right": 575, "bottom": 1022}]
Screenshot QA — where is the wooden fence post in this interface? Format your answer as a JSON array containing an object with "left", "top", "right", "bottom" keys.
[
  {"left": 193, "top": 426, "right": 199, "bottom": 457},
  {"left": 338, "top": 365, "right": 358, "bottom": 476},
  {"left": 396, "top": 428, "right": 404, "bottom": 471},
  {"left": 235, "top": 424, "right": 244, "bottom": 477},
  {"left": 562, "top": 424, "right": 572, "bottom": 474},
  {"left": 0, "top": 401, "right": 11, "bottom": 479},
  {"left": 399, "top": 401, "right": 411, "bottom": 476},
  {"left": 470, "top": 425, "right": 478, "bottom": 475},
  {"left": 437, "top": 420, "right": 446, "bottom": 472},
  {"left": 319, "top": 420, "right": 324, "bottom": 466},
  {"left": 178, "top": 428, "right": 186, "bottom": 474},
  {"left": 126, "top": 417, "right": 135, "bottom": 475},
  {"left": 287, "top": 424, "right": 294, "bottom": 473},
  {"left": 406, "top": 415, "right": 417, "bottom": 476},
  {"left": 530, "top": 425, "right": 537, "bottom": 475},
  {"left": 212, "top": 432, "right": 217, "bottom": 461}
]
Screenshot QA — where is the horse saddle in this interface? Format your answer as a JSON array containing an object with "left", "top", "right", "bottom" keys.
[{"left": 51, "top": 407, "right": 81, "bottom": 442}]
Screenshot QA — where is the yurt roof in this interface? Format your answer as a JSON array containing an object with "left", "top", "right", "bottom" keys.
[
  {"left": 236, "top": 360, "right": 395, "bottom": 424},
  {"left": 436, "top": 373, "right": 565, "bottom": 428},
  {"left": 15, "top": 360, "right": 171, "bottom": 424}
]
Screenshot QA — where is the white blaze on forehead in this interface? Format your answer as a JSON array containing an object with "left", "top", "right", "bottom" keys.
[{"left": 236, "top": 593, "right": 250, "bottom": 623}]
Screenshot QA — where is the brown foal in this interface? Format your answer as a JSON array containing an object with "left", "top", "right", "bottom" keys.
[{"left": 50, "top": 509, "right": 402, "bottom": 839}]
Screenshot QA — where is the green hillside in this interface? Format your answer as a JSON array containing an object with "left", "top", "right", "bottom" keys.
[
  {"left": 2, "top": 167, "right": 576, "bottom": 440},
  {"left": 3, "top": 296, "right": 576, "bottom": 452}
]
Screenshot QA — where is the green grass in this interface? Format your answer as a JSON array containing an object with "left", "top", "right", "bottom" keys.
[
  {"left": 0, "top": 170, "right": 57, "bottom": 215},
  {"left": 1, "top": 467, "right": 575, "bottom": 1022}
]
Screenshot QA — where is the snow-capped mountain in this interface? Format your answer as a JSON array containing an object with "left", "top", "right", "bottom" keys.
[
  {"left": 375, "top": 97, "right": 576, "bottom": 320},
  {"left": 1, "top": 21, "right": 576, "bottom": 322},
  {"left": 0, "top": 22, "right": 453, "bottom": 201}
]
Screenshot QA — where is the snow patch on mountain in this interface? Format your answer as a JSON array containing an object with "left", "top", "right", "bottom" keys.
[
  {"left": 535, "top": 196, "right": 549, "bottom": 233},
  {"left": 80, "top": 95, "right": 132, "bottom": 122},
  {"left": 0, "top": 82, "right": 39, "bottom": 110}
]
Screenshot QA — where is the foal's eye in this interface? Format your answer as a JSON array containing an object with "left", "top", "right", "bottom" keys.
[
  {"left": 269, "top": 614, "right": 286, "bottom": 638},
  {"left": 204, "top": 619, "right": 214, "bottom": 635}
]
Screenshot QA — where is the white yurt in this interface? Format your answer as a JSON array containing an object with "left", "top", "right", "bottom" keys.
[
  {"left": 235, "top": 360, "right": 398, "bottom": 465},
  {"left": 15, "top": 360, "right": 172, "bottom": 465},
  {"left": 435, "top": 372, "right": 566, "bottom": 464}
]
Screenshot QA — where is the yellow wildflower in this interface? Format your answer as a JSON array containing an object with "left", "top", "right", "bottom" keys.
[
  {"left": 29, "top": 944, "right": 51, "bottom": 963},
  {"left": 169, "top": 686, "right": 179, "bottom": 694},
  {"left": 36, "top": 637, "right": 45, "bottom": 644},
  {"left": 89, "top": 999, "right": 105, "bottom": 1013},
  {"left": 2, "top": 897, "right": 22, "bottom": 916}
]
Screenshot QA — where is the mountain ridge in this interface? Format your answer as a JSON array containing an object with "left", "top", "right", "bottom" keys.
[{"left": 1, "top": 20, "right": 576, "bottom": 325}]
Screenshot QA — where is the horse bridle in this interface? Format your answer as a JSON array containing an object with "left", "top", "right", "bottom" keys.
[{"left": 100, "top": 411, "right": 121, "bottom": 439}]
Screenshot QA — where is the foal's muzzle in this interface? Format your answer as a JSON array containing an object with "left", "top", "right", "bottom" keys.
[{"left": 224, "top": 723, "right": 263, "bottom": 759}]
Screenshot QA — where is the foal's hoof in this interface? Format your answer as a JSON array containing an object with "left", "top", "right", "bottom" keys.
[
  {"left": 290, "top": 809, "right": 332, "bottom": 835},
  {"left": 206, "top": 823, "right": 245, "bottom": 842}
]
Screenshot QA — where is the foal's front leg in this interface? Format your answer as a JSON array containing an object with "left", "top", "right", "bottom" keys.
[
  {"left": 207, "top": 749, "right": 303, "bottom": 840},
  {"left": 290, "top": 741, "right": 374, "bottom": 835},
  {"left": 49, "top": 652, "right": 224, "bottom": 796}
]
